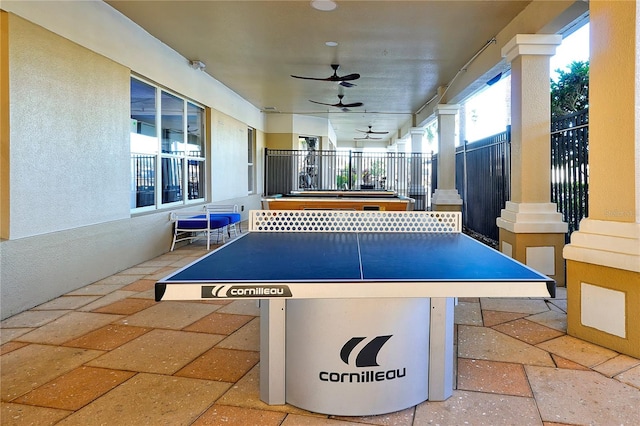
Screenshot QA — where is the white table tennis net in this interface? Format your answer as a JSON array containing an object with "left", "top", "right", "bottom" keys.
[{"left": 249, "top": 210, "right": 461, "bottom": 233}]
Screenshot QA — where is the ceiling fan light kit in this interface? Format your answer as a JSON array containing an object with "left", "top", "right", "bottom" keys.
[{"left": 310, "top": 0, "right": 337, "bottom": 12}]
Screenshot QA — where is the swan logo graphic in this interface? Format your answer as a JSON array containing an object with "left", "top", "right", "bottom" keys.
[
  {"left": 318, "top": 335, "right": 407, "bottom": 383},
  {"left": 340, "top": 335, "right": 392, "bottom": 367}
]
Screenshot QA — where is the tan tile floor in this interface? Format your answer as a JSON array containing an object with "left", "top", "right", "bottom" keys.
[{"left": 2, "top": 237, "right": 640, "bottom": 425}]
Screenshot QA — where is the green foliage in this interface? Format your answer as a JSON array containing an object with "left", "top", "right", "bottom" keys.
[
  {"left": 336, "top": 166, "right": 355, "bottom": 189},
  {"left": 551, "top": 61, "right": 589, "bottom": 117}
]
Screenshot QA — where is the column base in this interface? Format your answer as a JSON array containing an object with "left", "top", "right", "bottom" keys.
[
  {"left": 563, "top": 219, "right": 640, "bottom": 358},
  {"left": 431, "top": 189, "right": 462, "bottom": 212},
  {"left": 565, "top": 260, "right": 639, "bottom": 358},
  {"left": 497, "top": 202, "right": 568, "bottom": 286}
]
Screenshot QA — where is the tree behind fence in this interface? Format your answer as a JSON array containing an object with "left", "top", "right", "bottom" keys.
[{"left": 551, "top": 109, "right": 589, "bottom": 240}]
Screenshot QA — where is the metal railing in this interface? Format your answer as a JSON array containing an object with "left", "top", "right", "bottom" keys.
[
  {"left": 551, "top": 109, "right": 589, "bottom": 239},
  {"left": 432, "top": 111, "right": 589, "bottom": 244},
  {"left": 264, "top": 149, "right": 433, "bottom": 210},
  {"left": 432, "top": 127, "right": 511, "bottom": 242}
]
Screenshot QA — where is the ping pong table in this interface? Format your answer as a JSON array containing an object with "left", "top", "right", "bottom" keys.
[{"left": 156, "top": 210, "right": 554, "bottom": 416}]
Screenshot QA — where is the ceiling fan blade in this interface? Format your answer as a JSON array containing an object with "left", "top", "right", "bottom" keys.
[
  {"left": 338, "top": 73, "right": 361, "bottom": 81},
  {"left": 356, "top": 126, "right": 389, "bottom": 134},
  {"left": 339, "top": 81, "right": 357, "bottom": 88},
  {"left": 308, "top": 99, "right": 335, "bottom": 106},
  {"left": 291, "top": 75, "right": 330, "bottom": 81},
  {"left": 291, "top": 64, "right": 361, "bottom": 84},
  {"left": 341, "top": 102, "right": 363, "bottom": 108}
]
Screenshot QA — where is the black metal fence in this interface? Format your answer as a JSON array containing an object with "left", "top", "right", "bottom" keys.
[
  {"left": 432, "top": 127, "right": 511, "bottom": 242},
  {"left": 432, "top": 109, "right": 588, "bottom": 244},
  {"left": 551, "top": 109, "right": 589, "bottom": 238},
  {"left": 264, "top": 149, "right": 433, "bottom": 210}
]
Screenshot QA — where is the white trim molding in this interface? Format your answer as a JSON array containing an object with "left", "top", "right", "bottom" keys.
[
  {"left": 501, "top": 34, "right": 562, "bottom": 63},
  {"left": 431, "top": 189, "right": 463, "bottom": 206},
  {"left": 496, "top": 202, "right": 568, "bottom": 233},
  {"left": 433, "top": 104, "right": 460, "bottom": 116},
  {"left": 563, "top": 219, "right": 640, "bottom": 273}
]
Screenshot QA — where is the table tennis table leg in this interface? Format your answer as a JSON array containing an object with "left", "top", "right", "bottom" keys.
[
  {"left": 259, "top": 299, "right": 286, "bottom": 405},
  {"left": 428, "top": 297, "right": 455, "bottom": 401}
]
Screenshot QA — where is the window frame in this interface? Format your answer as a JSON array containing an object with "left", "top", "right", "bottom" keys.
[
  {"left": 247, "top": 127, "right": 256, "bottom": 194},
  {"left": 130, "top": 75, "right": 207, "bottom": 213}
]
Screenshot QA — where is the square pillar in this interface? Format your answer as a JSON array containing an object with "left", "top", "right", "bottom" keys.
[
  {"left": 497, "top": 34, "right": 568, "bottom": 286},
  {"left": 432, "top": 104, "right": 462, "bottom": 211},
  {"left": 563, "top": 0, "right": 640, "bottom": 358},
  {"left": 408, "top": 127, "right": 426, "bottom": 210}
]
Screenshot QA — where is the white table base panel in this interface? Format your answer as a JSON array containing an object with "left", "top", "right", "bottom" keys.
[{"left": 259, "top": 297, "right": 455, "bottom": 415}]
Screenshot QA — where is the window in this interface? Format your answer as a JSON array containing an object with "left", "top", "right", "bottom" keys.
[
  {"left": 248, "top": 127, "right": 255, "bottom": 194},
  {"left": 130, "top": 77, "right": 206, "bottom": 211}
]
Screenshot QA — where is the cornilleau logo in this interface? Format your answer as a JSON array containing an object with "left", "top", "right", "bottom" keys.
[
  {"left": 319, "top": 335, "right": 407, "bottom": 383},
  {"left": 340, "top": 336, "right": 392, "bottom": 367},
  {"left": 201, "top": 285, "right": 292, "bottom": 298}
]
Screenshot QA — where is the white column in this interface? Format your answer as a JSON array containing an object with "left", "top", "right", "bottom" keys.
[
  {"left": 432, "top": 104, "right": 462, "bottom": 210},
  {"left": 496, "top": 34, "right": 567, "bottom": 234},
  {"left": 395, "top": 139, "right": 407, "bottom": 195},
  {"left": 496, "top": 33, "right": 568, "bottom": 286},
  {"left": 408, "top": 127, "right": 426, "bottom": 209}
]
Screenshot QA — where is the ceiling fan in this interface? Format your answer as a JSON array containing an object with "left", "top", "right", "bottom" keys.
[
  {"left": 309, "top": 94, "right": 363, "bottom": 112},
  {"left": 354, "top": 134, "right": 382, "bottom": 140},
  {"left": 356, "top": 125, "right": 389, "bottom": 135},
  {"left": 291, "top": 64, "right": 360, "bottom": 87}
]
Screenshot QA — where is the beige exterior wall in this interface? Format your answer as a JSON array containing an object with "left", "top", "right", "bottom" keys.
[
  {"left": 0, "top": 10, "right": 266, "bottom": 318},
  {"left": 0, "top": 6, "right": 325, "bottom": 318},
  {"left": 8, "top": 15, "right": 130, "bottom": 239},
  {"left": 1, "top": 11, "right": 9, "bottom": 240},
  {"left": 265, "top": 133, "right": 297, "bottom": 150}
]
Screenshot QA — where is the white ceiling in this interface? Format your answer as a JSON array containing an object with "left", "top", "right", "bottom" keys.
[{"left": 106, "top": 0, "right": 534, "bottom": 145}]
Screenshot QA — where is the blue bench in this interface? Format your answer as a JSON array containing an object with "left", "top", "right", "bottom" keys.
[
  {"left": 170, "top": 211, "right": 230, "bottom": 251},
  {"left": 205, "top": 204, "right": 242, "bottom": 237}
]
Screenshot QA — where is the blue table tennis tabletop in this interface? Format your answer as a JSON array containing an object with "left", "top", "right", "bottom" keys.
[{"left": 155, "top": 232, "right": 555, "bottom": 301}]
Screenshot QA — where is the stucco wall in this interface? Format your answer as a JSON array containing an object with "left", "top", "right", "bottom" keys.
[
  {"left": 9, "top": 15, "right": 130, "bottom": 239},
  {"left": 0, "top": 11, "right": 262, "bottom": 319},
  {"left": 0, "top": 15, "right": 174, "bottom": 318}
]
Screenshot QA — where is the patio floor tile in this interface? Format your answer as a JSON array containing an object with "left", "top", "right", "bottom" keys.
[
  {"left": 457, "top": 358, "right": 532, "bottom": 397},
  {"left": 54, "top": 373, "right": 230, "bottom": 425},
  {"left": 175, "top": 347, "right": 260, "bottom": 382},
  {"left": 86, "top": 329, "right": 221, "bottom": 374},
  {"left": 526, "top": 366, "right": 640, "bottom": 425},
  {"left": 458, "top": 325, "right": 555, "bottom": 367},
  {"left": 536, "top": 335, "right": 619, "bottom": 368},
  {"left": 13, "top": 366, "right": 135, "bottom": 410},
  {"left": 414, "top": 390, "right": 541, "bottom": 426},
  {"left": 491, "top": 318, "right": 564, "bottom": 345}
]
